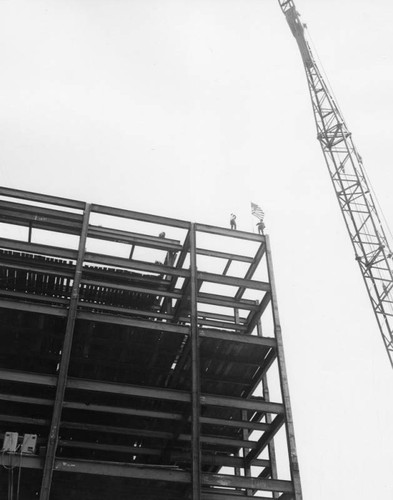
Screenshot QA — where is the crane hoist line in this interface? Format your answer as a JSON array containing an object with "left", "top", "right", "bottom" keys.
[{"left": 278, "top": 0, "right": 393, "bottom": 369}]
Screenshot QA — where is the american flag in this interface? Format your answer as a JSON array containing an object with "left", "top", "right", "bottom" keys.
[{"left": 251, "top": 202, "right": 265, "bottom": 221}]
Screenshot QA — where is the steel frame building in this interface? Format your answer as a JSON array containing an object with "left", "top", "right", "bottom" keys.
[{"left": 0, "top": 187, "right": 302, "bottom": 499}]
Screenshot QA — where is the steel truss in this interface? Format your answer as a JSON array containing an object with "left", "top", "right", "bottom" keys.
[
  {"left": 0, "top": 186, "right": 301, "bottom": 499},
  {"left": 279, "top": 0, "right": 393, "bottom": 368}
]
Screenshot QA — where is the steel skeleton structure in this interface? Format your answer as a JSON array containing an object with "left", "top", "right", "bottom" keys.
[
  {"left": 278, "top": 0, "right": 393, "bottom": 368},
  {"left": 0, "top": 187, "right": 302, "bottom": 499}
]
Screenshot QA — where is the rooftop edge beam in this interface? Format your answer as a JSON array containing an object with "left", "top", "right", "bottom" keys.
[
  {"left": 90, "top": 203, "right": 191, "bottom": 229},
  {"left": 88, "top": 225, "right": 182, "bottom": 251},
  {"left": 195, "top": 223, "right": 264, "bottom": 242},
  {"left": 0, "top": 186, "right": 85, "bottom": 210}
]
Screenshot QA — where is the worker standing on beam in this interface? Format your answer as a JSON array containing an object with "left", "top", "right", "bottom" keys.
[
  {"left": 256, "top": 220, "right": 265, "bottom": 235},
  {"left": 230, "top": 213, "right": 237, "bottom": 230},
  {"left": 251, "top": 202, "right": 265, "bottom": 234}
]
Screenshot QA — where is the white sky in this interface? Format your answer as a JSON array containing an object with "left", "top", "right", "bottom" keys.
[{"left": 1, "top": 0, "right": 393, "bottom": 498}]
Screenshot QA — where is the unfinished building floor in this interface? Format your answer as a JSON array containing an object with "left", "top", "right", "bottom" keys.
[{"left": 0, "top": 187, "right": 301, "bottom": 500}]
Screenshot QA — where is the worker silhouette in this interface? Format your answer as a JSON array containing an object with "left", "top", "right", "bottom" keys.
[
  {"left": 230, "top": 214, "right": 237, "bottom": 230},
  {"left": 256, "top": 220, "right": 265, "bottom": 235}
]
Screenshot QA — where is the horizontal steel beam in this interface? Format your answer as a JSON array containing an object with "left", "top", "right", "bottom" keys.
[
  {"left": 196, "top": 247, "right": 254, "bottom": 263},
  {"left": 0, "top": 450, "right": 268, "bottom": 482},
  {"left": 68, "top": 376, "right": 283, "bottom": 413},
  {"left": 182, "top": 316, "right": 247, "bottom": 332},
  {"left": 0, "top": 186, "right": 85, "bottom": 210},
  {"left": 245, "top": 414, "right": 285, "bottom": 465},
  {"left": 0, "top": 417, "right": 270, "bottom": 469},
  {"left": 199, "top": 329, "right": 276, "bottom": 348},
  {"left": 0, "top": 289, "right": 69, "bottom": 306},
  {"left": 0, "top": 260, "right": 75, "bottom": 278},
  {"left": 246, "top": 291, "right": 272, "bottom": 331},
  {"left": 174, "top": 453, "right": 270, "bottom": 469},
  {"left": 195, "top": 223, "right": 263, "bottom": 242},
  {"left": 0, "top": 237, "right": 77, "bottom": 260},
  {"left": 201, "top": 394, "right": 283, "bottom": 414},
  {"left": 0, "top": 392, "right": 271, "bottom": 434},
  {"left": 99, "top": 444, "right": 264, "bottom": 472},
  {"left": 235, "top": 241, "right": 266, "bottom": 300},
  {"left": 84, "top": 251, "right": 189, "bottom": 278},
  {"left": 57, "top": 441, "right": 270, "bottom": 469},
  {"left": 198, "top": 271, "right": 270, "bottom": 292},
  {"left": 0, "top": 199, "right": 83, "bottom": 223},
  {"left": 0, "top": 369, "right": 57, "bottom": 386},
  {"left": 11, "top": 455, "right": 293, "bottom": 492},
  {"left": 58, "top": 439, "right": 161, "bottom": 457},
  {"left": 88, "top": 225, "right": 182, "bottom": 251},
  {"left": 66, "top": 376, "right": 189, "bottom": 402},
  {"left": 197, "top": 311, "right": 247, "bottom": 324},
  {"left": 0, "top": 412, "right": 258, "bottom": 454},
  {"left": 0, "top": 369, "right": 283, "bottom": 413},
  {"left": 198, "top": 292, "right": 258, "bottom": 311},
  {"left": 202, "top": 493, "right": 274, "bottom": 500},
  {"left": 0, "top": 214, "right": 80, "bottom": 237},
  {"left": 0, "top": 413, "right": 49, "bottom": 427},
  {"left": 0, "top": 299, "right": 67, "bottom": 316},
  {"left": 61, "top": 419, "right": 257, "bottom": 450},
  {"left": 0, "top": 427, "right": 269, "bottom": 472},
  {"left": 0, "top": 393, "right": 54, "bottom": 407},
  {"left": 78, "top": 302, "right": 172, "bottom": 321},
  {"left": 76, "top": 310, "right": 189, "bottom": 334},
  {"left": 202, "top": 473, "right": 293, "bottom": 493},
  {"left": 0, "top": 297, "right": 273, "bottom": 343},
  {"left": 81, "top": 278, "right": 182, "bottom": 299},
  {"left": 90, "top": 204, "right": 191, "bottom": 230}
]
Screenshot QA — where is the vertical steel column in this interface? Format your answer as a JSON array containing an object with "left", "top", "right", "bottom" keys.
[
  {"left": 189, "top": 223, "right": 201, "bottom": 500},
  {"left": 241, "top": 409, "right": 252, "bottom": 496},
  {"left": 256, "top": 317, "right": 279, "bottom": 498},
  {"left": 265, "top": 235, "right": 303, "bottom": 500},
  {"left": 39, "top": 204, "right": 91, "bottom": 500},
  {"left": 262, "top": 376, "right": 279, "bottom": 499}
]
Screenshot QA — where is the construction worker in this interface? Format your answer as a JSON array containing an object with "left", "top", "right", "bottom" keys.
[
  {"left": 256, "top": 220, "right": 265, "bottom": 235},
  {"left": 230, "top": 213, "right": 237, "bottom": 230}
]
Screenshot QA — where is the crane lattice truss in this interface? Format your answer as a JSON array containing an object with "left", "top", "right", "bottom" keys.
[{"left": 279, "top": 0, "right": 393, "bottom": 368}]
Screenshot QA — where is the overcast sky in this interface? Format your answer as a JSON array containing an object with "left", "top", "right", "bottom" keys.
[{"left": 1, "top": 0, "right": 393, "bottom": 498}]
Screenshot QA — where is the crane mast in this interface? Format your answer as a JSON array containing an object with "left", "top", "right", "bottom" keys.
[{"left": 278, "top": 0, "right": 393, "bottom": 368}]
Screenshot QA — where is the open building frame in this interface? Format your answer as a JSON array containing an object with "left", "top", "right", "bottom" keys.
[{"left": 0, "top": 187, "right": 302, "bottom": 499}]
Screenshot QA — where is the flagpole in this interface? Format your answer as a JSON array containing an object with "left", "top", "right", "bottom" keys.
[{"left": 250, "top": 201, "right": 254, "bottom": 232}]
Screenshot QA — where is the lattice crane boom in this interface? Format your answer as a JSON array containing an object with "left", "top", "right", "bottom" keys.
[{"left": 278, "top": 0, "right": 393, "bottom": 368}]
